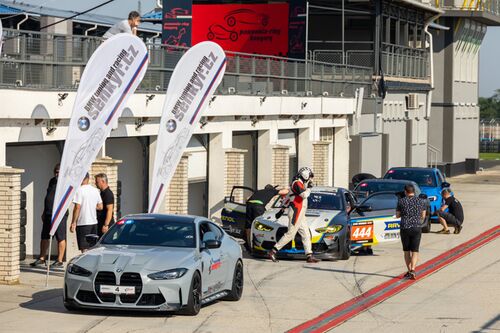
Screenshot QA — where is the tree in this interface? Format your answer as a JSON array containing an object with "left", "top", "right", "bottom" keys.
[{"left": 479, "top": 93, "right": 500, "bottom": 120}]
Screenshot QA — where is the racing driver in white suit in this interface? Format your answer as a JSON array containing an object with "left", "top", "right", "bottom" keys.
[{"left": 268, "top": 167, "right": 320, "bottom": 263}]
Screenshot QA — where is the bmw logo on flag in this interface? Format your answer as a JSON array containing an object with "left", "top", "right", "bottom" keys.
[
  {"left": 166, "top": 119, "right": 177, "bottom": 133},
  {"left": 77, "top": 116, "right": 90, "bottom": 131}
]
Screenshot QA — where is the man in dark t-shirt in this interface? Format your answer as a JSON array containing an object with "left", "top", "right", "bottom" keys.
[
  {"left": 436, "top": 188, "right": 464, "bottom": 234},
  {"left": 30, "top": 163, "right": 68, "bottom": 268},
  {"left": 245, "top": 184, "right": 288, "bottom": 249},
  {"left": 95, "top": 173, "right": 115, "bottom": 237}
]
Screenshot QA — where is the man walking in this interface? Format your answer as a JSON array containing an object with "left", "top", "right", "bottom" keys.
[
  {"left": 268, "top": 167, "right": 320, "bottom": 263},
  {"left": 95, "top": 173, "right": 115, "bottom": 237},
  {"left": 30, "top": 164, "right": 67, "bottom": 268},
  {"left": 103, "top": 11, "right": 141, "bottom": 39},
  {"left": 70, "top": 173, "right": 103, "bottom": 253},
  {"left": 396, "top": 184, "right": 426, "bottom": 280},
  {"left": 245, "top": 184, "right": 288, "bottom": 250},
  {"left": 436, "top": 188, "right": 464, "bottom": 234}
]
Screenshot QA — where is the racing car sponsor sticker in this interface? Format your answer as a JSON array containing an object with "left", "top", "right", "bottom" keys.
[
  {"left": 384, "top": 221, "right": 400, "bottom": 231},
  {"left": 209, "top": 258, "right": 222, "bottom": 274},
  {"left": 100, "top": 285, "right": 135, "bottom": 295},
  {"left": 351, "top": 221, "right": 373, "bottom": 242}
]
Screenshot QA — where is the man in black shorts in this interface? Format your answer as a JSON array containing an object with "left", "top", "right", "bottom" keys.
[
  {"left": 30, "top": 164, "right": 68, "bottom": 268},
  {"left": 436, "top": 188, "right": 464, "bottom": 234},
  {"left": 245, "top": 184, "right": 288, "bottom": 250},
  {"left": 396, "top": 184, "right": 426, "bottom": 280}
]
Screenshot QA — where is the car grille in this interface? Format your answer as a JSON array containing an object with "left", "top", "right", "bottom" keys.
[
  {"left": 119, "top": 273, "right": 143, "bottom": 303},
  {"left": 76, "top": 290, "right": 100, "bottom": 304},
  {"left": 94, "top": 271, "right": 116, "bottom": 303},
  {"left": 260, "top": 241, "right": 276, "bottom": 250},
  {"left": 137, "top": 293, "right": 166, "bottom": 306}
]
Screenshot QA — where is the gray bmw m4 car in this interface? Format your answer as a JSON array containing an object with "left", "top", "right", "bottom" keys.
[{"left": 64, "top": 214, "right": 243, "bottom": 315}]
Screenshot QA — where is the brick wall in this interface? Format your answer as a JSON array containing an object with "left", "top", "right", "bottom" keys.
[
  {"left": 0, "top": 167, "right": 24, "bottom": 285},
  {"left": 90, "top": 157, "right": 122, "bottom": 216},
  {"left": 163, "top": 154, "right": 189, "bottom": 215},
  {"left": 272, "top": 145, "right": 290, "bottom": 187},
  {"left": 313, "top": 141, "right": 330, "bottom": 186},
  {"left": 225, "top": 149, "right": 246, "bottom": 202}
]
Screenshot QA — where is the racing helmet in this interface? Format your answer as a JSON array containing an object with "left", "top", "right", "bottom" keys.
[{"left": 297, "top": 167, "right": 314, "bottom": 182}]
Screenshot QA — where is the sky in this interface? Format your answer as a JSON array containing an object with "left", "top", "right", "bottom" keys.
[{"left": 3, "top": 0, "right": 499, "bottom": 97}]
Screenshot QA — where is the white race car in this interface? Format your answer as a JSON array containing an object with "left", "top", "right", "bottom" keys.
[{"left": 250, "top": 187, "right": 354, "bottom": 260}]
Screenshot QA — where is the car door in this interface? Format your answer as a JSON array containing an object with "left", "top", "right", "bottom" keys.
[
  {"left": 221, "top": 186, "right": 254, "bottom": 239},
  {"left": 199, "top": 221, "right": 224, "bottom": 298}
]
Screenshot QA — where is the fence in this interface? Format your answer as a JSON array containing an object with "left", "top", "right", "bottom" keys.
[
  {"left": 0, "top": 29, "right": 372, "bottom": 97},
  {"left": 311, "top": 44, "right": 429, "bottom": 79}
]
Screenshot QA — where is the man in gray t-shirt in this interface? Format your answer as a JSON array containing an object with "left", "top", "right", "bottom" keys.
[{"left": 103, "top": 11, "right": 141, "bottom": 39}]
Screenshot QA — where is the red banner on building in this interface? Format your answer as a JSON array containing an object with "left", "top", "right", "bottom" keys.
[{"left": 192, "top": 3, "right": 289, "bottom": 56}]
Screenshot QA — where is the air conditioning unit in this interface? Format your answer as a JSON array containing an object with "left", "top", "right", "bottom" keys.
[{"left": 406, "top": 93, "right": 419, "bottom": 110}]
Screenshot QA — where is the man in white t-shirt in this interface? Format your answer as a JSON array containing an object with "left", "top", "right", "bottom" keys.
[
  {"left": 70, "top": 173, "right": 103, "bottom": 252},
  {"left": 103, "top": 11, "right": 141, "bottom": 39}
]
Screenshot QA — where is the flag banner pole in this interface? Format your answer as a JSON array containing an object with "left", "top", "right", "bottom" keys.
[
  {"left": 149, "top": 41, "right": 226, "bottom": 213},
  {"left": 45, "top": 236, "right": 53, "bottom": 287},
  {"left": 48, "top": 34, "right": 149, "bottom": 284}
]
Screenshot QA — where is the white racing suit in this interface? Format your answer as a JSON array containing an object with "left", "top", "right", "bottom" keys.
[{"left": 273, "top": 179, "right": 313, "bottom": 255}]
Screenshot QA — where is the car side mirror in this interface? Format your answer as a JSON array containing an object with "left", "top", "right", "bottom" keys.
[
  {"left": 203, "top": 239, "right": 221, "bottom": 249},
  {"left": 353, "top": 204, "right": 372, "bottom": 213},
  {"left": 441, "top": 182, "right": 450, "bottom": 188},
  {"left": 85, "top": 234, "right": 99, "bottom": 247},
  {"left": 419, "top": 193, "right": 428, "bottom": 199}
]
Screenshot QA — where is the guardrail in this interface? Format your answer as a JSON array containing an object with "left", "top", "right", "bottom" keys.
[{"left": 0, "top": 29, "right": 372, "bottom": 97}]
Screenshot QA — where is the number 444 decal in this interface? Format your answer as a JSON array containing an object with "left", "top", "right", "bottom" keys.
[{"left": 351, "top": 222, "right": 374, "bottom": 241}]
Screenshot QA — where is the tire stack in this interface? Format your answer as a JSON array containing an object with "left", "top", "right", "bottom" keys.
[
  {"left": 20, "top": 191, "right": 27, "bottom": 261},
  {"left": 116, "top": 180, "right": 122, "bottom": 220}
]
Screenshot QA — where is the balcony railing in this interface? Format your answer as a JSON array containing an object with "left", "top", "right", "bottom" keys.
[
  {"left": 440, "top": 0, "right": 500, "bottom": 16},
  {"left": 0, "top": 29, "right": 372, "bottom": 97},
  {"left": 381, "top": 43, "right": 429, "bottom": 79}
]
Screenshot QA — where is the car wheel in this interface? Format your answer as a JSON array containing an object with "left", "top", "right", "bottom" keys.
[
  {"left": 422, "top": 208, "right": 431, "bottom": 233},
  {"left": 340, "top": 233, "right": 351, "bottom": 260},
  {"left": 63, "top": 300, "right": 79, "bottom": 312},
  {"left": 227, "top": 16, "right": 236, "bottom": 27},
  {"left": 178, "top": 272, "right": 202, "bottom": 316},
  {"left": 223, "top": 260, "right": 244, "bottom": 301}
]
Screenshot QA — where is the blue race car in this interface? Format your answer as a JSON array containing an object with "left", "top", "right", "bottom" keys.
[{"left": 383, "top": 167, "right": 450, "bottom": 222}]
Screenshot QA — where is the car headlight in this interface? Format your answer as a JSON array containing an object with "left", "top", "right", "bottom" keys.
[
  {"left": 428, "top": 196, "right": 437, "bottom": 202},
  {"left": 255, "top": 221, "right": 274, "bottom": 232},
  {"left": 67, "top": 263, "right": 92, "bottom": 277},
  {"left": 148, "top": 268, "right": 188, "bottom": 280},
  {"left": 315, "top": 225, "right": 343, "bottom": 234}
]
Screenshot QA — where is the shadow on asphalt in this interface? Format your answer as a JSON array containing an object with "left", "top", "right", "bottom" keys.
[
  {"left": 20, "top": 266, "right": 65, "bottom": 278},
  {"left": 472, "top": 313, "right": 500, "bottom": 333},
  {"left": 19, "top": 288, "right": 178, "bottom": 318}
]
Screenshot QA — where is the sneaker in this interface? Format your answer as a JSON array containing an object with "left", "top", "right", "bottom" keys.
[
  {"left": 51, "top": 261, "right": 64, "bottom": 268},
  {"left": 29, "top": 259, "right": 46, "bottom": 267},
  {"left": 306, "top": 255, "right": 320, "bottom": 263},
  {"left": 454, "top": 225, "right": 463, "bottom": 234},
  {"left": 268, "top": 249, "right": 278, "bottom": 262},
  {"left": 409, "top": 270, "right": 417, "bottom": 280},
  {"left": 437, "top": 229, "right": 451, "bottom": 234}
]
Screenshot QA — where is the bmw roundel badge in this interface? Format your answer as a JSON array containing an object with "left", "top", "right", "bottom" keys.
[
  {"left": 166, "top": 119, "right": 177, "bottom": 133},
  {"left": 77, "top": 116, "right": 90, "bottom": 131}
]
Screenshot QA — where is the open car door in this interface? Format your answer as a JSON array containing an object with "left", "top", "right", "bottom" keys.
[{"left": 221, "top": 186, "right": 254, "bottom": 239}]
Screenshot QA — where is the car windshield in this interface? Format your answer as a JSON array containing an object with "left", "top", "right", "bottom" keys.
[
  {"left": 359, "top": 193, "right": 399, "bottom": 211},
  {"left": 273, "top": 191, "right": 343, "bottom": 210},
  {"left": 355, "top": 181, "right": 419, "bottom": 195},
  {"left": 385, "top": 169, "right": 436, "bottom": 187},
  {"left": 101, "top": 218, "right": 196, "bottom": 248}
]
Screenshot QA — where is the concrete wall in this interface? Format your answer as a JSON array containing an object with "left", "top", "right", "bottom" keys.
[
  {"left": 6, "top": 144, "right": 60, "bottom": 256},
  {"left": 106, "top": 137, "right": 145, "bottom": 215}
]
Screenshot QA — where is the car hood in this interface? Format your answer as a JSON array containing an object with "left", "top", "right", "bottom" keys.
[
  {"left": 256, "top": 208, "right": 343, "bottom": 228},
  {"left": 73, "top": 245, "right": 198, "bottom": 273}
]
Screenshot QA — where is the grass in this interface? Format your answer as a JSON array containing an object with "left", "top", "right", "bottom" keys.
[{"left": 480, "top": 153, "right": 500, "bottom": 160}]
